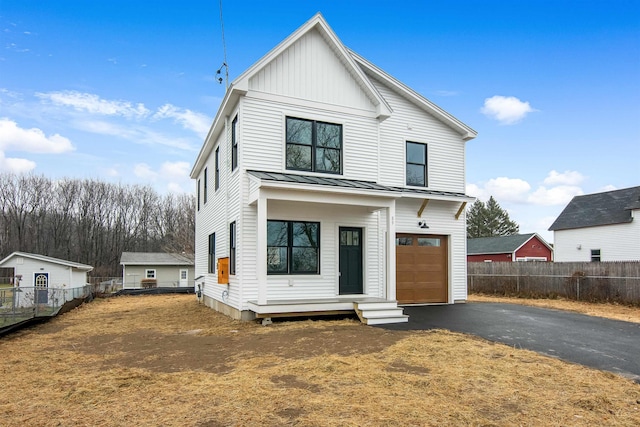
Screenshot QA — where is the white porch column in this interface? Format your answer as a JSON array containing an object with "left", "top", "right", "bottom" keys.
[
  {"left": 386, "top": 201, "right": 396, "bottom": 301},
  {"left": 257, "top": 192, "right": 268, "bottom": 305}
]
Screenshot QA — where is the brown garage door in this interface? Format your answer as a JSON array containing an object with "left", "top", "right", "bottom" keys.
[{"left": 396, "top": 234, "right": 448, "bottom": 304}]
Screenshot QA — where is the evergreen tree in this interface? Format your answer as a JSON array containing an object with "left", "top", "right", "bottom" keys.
[{"left": 467, "top": 196, "right": 519, "bottom": 238}]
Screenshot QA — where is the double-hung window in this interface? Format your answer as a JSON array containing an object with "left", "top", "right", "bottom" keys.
[
  {"left": 267, "top": 220, "right": 320, "bottom": 274},
  {"left": 591, "top": 249, "right": 601, "bottom": 262},
  {"left": 286, "top": 117, "right": 342, "bottom": 174},
  {"left": 203, "top": 168, "right": 208, "bottom": 204},
  {"left": 197, "top": 179, "right": 201, "bottom": 211},
  {"left": 231, "top": 115, "right": 238, "bottom": 171},
  {"left": 406, "top": 141, "right": 428, "bottom": 187},
  {"left": 215, "top": 147, "right": 220, "bottom": 191},
  {"left": 208, "top": 232, "right": 216, "bottom": 273}
]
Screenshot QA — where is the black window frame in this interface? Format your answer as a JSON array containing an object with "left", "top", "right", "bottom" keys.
[
  {"left": 406, "top": 141, "right": 428, "bottom": 187},
  {"left": 231, "top": 115, "right": 238, "bottom": 171},
  {"left": 197, "top": 179, "right": 201, "bottom": 211},
  {"left": 591, "top": 249, "right": 601, "bottom": 262},
  {"left": 208, "top": 232, "right": 216, "bottom": 273},
  {"left": 215, "top": 147, "right": 220, "bottom": 191},
  {"left": 203, "top": 167, "right": 208, "bottom": 204},
  {"left": 267, "top": 220, "right": 320, "bottom": 275},
  {"left": 285, "top": 116, "right": 342, "bottom": 174},
  {"left": 229, "top": 221, "right": 236, "bottom": 275}
]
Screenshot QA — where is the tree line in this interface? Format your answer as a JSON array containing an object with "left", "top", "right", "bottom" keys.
[{"left": 0, "top": 173, "right": 195, "bottom": 277}]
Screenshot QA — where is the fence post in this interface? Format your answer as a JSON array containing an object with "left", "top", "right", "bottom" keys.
[{"left": 576, "top": 276, "right": 580, "bottom": 301}]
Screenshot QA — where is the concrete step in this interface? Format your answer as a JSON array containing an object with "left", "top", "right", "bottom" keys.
[
  {"left": 359, "top": 308, "right": 406, "bottom": 317},
  {"left": 364, "top": 315, "right": 409, "bottom": 325}
]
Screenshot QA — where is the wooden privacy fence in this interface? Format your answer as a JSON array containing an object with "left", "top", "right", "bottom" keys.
[{"left": 468, "top": 262, "right": 640, "bottom": 305}]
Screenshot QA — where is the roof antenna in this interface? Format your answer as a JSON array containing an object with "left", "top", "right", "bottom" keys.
[{"left": 217, "top": 0, "right": 229, "bottom": 88}]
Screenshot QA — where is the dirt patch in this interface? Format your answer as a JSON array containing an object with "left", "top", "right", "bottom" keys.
[{"left": 74, "top": 325, "right": 406, "bottom": 373}]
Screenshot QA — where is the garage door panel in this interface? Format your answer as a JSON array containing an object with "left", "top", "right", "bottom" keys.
[{"left": 396, "top": 233, "right": 448, "bottom": 304}]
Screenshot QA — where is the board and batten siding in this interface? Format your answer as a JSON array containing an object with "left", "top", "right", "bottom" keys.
[
  {"left": 241, "top": 96, "right": 380, "bottom": 182},
  {"left": 553, "top": 219, "right": 640, "bottom": 262},
  {"left": 370, "top": 75, "right": 466, "bottom": 192},
  {"left": 239, "top": 199, "right": 383, "bottom": 307},
  {"left": 395, "top": 198, "right": 468, "bottom": 302},
  {"left": 248, "top": 28, "right": 376, "bottom": 113}
]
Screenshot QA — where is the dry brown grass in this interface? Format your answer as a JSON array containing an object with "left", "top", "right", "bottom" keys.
[
  {"left": 0, "top": 294, "right": 638, "bottom": 426},
  {"left": 469, "top": 294, "right": 640, "bottom": 323}
]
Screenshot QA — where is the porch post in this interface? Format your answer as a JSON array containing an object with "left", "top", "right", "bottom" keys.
[
  {"left": 257, "top": 192, "right": 268, "bottom": 305},
  {"left": 386, "top": 201, "right": 396, "bottom": 301}
]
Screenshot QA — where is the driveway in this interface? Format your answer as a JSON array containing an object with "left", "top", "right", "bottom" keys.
[{"left": 377, "top": 302, "right": 640, "bottom": 382}]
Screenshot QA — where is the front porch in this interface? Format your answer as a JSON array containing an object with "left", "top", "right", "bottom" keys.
[{"left": 247, "top": 297, "right": 408, "bottom": 325}]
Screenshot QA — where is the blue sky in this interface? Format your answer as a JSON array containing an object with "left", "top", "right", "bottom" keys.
[{"left": 1, "top": 0, "right": 639, "bottom": 241}]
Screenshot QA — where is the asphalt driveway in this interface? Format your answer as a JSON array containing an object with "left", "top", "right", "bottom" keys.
[{"left": 377, "top": 302, "right": 640, "bottom": 382}]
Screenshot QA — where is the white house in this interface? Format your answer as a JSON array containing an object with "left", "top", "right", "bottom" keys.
[
  {"left": 549, "top": 186, "right": 640, "bottom": 262},
  {"left": 0, "top": 251, "right": 93, "bottom": 306},
  {"left": 120, "top": 252, "right": 195, "bottom": 289},
  {"left": 190, "top": 13, "right": 477, "bottom": 324}
]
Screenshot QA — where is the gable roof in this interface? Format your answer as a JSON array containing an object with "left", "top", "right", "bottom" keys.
[
  {"left": 120, "top": 252, "right": 195, "bottom": 266},
  {"left": 0, "top": 251, "right": 93, "bottom": 271},
  {"left": 467, "top": 233, "right": 550, "bottom": 255},
  {"left": 191, "top": 13, "right": 477, "bottom": 178},
  {"left": 548, "top": 186, "right": 640, "bottom": 231}
]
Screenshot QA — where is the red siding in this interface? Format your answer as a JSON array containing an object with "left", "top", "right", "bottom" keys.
[
  {"left": 514, "top": 236, "right": 553, "bottom": 261},
  {"left": 467, "top": 253, "right": 513, "bottom": 262}
]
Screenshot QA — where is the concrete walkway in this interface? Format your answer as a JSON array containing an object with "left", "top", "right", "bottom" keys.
[{"left": 377, "top": 302, "right": 640, "bottom": 382}]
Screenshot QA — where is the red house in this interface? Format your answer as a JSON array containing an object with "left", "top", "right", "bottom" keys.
[{"left": 467, "top": 233, "right": 553, "bottom": 262}]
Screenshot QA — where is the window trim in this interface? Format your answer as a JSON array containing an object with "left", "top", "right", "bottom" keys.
[
  {"left": 285, "top": 116, "right": 343, "bottom": 175},
  {"left": 208, "top": 232, "right": 216, "bottom": 273},
  {"left": 406, "top": 141, "right": 428, "bottom": 187},
  {"left": 267, "top": 220, "right": 321, "bottom": 275},
  {"left": 197, "top": 179, "right": 201, "bottom": 211},
  {"left": 229, "top": 221, "right": 236, "bottom": 275},
  {"left": 203, "top": 167, "right": 208, "bottom": 204},
  {"left": 215, "top": 147, "right": 220, "bottom": 191},
  {"left": 145, "top": 269, "right": 156, "bottom": 279},
  {"left": 231, "top": 115, "right": 238, "bottom": 171}
]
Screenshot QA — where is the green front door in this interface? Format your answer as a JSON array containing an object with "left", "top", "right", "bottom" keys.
[{"left": 339, "top": 227, "right": 363, "bottom": 295}]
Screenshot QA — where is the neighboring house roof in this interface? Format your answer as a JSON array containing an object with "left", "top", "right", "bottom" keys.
[
  {"left": 248, "top": 170, "right": 474, "bottom": 203},
  {"left": 548, "top": 186, "right": 640, "bottom": 231},
  {"left": 467, "top": 233, "right": 550, "bottom": 255},
  {"left": 120, "top": 252, "right": 195, "bottom": 266},
  {"left": 191, "top": 12, "right": 477, "bottom": 179},
  {"left": 0, "top": 251, "right": 93, "bottom": 271}
]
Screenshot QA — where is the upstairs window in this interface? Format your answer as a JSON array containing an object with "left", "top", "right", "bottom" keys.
[
  {"left": 286, "top": 117, "right": 342, "bottom": 174},
  {"left": 406, "top": 141, "right": 428, "bottom": 187},
  {"left": 231, "top": 115, "right": 238, "bottom": 171},
  {"left": 215, "top": 147, "right": 220, "bottom": 191},
  {"left": 203, "top": 167, "right": 208, "bottom": 204},
  {"left": 197, "top": 179, "right": 201, "bottom": 211}
]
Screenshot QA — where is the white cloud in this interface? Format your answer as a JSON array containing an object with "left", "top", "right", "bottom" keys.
[
  {"left": 36, "top": 91, "right": 150, "bottom": 119},
  {"left": 160, "top": 161, "right": 191, "bottom": 179},
  {"left": 467, "top": 177, "right": 531, "bottom": 202},
  {"left": 154, "top": 104, "right": 210, "bottom": 138},
  {"left": 0, "top": 117, "right": 74, "bottom": 153},
  {"left": 527, "top": 185, "right": 583, "bottom": 206},
  {"left": 543, "top": 170, "right": 585, "bottom": 186},
  {"left": 0, "top": 151, "right": 36, "bottom": 173},
  {"left": 481, "top": 95, "right": 536, "bottom": 125},
  {"left": 133, "top": 163, "right": 157, "bottom": 180},
  {"left": 75, "top": 120, "right": 196, "bottom": 151}
]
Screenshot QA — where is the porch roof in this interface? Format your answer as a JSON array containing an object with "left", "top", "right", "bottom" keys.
[{"left": 247, "top": 170, "right": 473, "bottom": 203}]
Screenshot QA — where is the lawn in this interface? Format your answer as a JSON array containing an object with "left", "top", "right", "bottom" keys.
[{"left": 0, "top": 294, "right": 638, "bottom": 426}]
